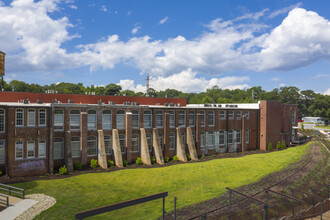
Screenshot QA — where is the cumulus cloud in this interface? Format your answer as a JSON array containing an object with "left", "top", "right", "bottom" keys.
[
  {"left": 159, "top": 16, "right": 168, "bottom": 25},
  {"left": 324, "top": 88, "right": 330, "bottom": 95},
  {"left": 118, "top": 69, "right": 250, "bottom": 93},
  {"left": 131, "top": 26, "right": 140, "bottom": 34},
  {"left": 268, "top": 2, "right": 303, "bottom": 18}
]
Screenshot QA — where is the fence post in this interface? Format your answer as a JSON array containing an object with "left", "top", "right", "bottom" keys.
[
  {"left": 162, "top": 197, "right": 165, "bottom": 220},
  {"left": 263, "top": 205, "right": 268, "bottom": 220},
  {"left": 174, "top": 197, "right": 177, "bottom": 220},
  {"left": 8, "top": 187, "right": 11, "bottom": 196},
  {"left": 228, "top": 190, "right": 232, "bottom": 220}
]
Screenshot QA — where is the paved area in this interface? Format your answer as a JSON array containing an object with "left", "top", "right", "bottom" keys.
[{"left": 0, "top": 196, "right": 37, "bottom": 220}]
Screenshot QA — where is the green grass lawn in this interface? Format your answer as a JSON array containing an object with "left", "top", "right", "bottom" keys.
[
  {"left": 12, "top": 142, "right": 311, "bottom": 220},
  {"left": 315, "top": 125, "right": 330, "bottom": 130}
]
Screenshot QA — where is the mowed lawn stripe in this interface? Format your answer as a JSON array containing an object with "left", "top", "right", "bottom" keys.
[{"left": 12, "top": 142, "right": 311, "bottom": 220}]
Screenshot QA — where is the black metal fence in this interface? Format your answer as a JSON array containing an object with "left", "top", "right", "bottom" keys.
[{"left": 0, "top": 183, "right": 25, "bottom": 199}]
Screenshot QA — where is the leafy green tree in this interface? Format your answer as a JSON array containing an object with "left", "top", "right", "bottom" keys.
[
  {"left": 105, "top": 84, "right": 122, "bottom": 95},
  {"left": 201, "top": 96, "right": 214, "bottom": 104}
]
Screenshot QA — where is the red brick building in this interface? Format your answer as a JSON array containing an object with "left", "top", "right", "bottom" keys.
[{"left": 0, "top": 91, "right": 298, "bottom": 177}]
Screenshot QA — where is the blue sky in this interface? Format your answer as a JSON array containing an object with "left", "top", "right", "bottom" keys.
[{"left": 0, "top": 0, "right": 330, "bottom": 94}]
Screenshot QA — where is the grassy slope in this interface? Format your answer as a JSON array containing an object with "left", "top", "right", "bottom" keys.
[{"left": 12, "top": 143, "right": 311, "bottom": 220}]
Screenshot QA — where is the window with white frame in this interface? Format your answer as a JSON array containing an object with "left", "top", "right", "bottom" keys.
[
  {"left": 87, "top": 136, "right": 97, "bottom": 156},
  {"left": 169, "top": 111, "right": 175, "bottom": 128},
  {"left": 87, "top": 110, "right": 97, "bottom": 130},
  {"left": 143, "top": 110, "right": 152, "bottom": 128},
  {"left": 54, "top": 138, "right": 64, "bottom": 159},
  {"left": 207, "top": 131, "right": 215, "bottom": 149},
  {"left": 219, "top": 130, "right": 225, "bottom": 145},
  {"left": 104, "top": 135, "right": 112, "bottom": 155},
  {"left": 15, "top": 141, "right": 23, "bottom": 160},
  {"left": 246, "top": 130, "right": 249, "bottom": 144},
  {"left": 132, "top": 110, "right": 139, "bottom": 129},
  {"left": 27, "top": 109, "right": 35, "bottom": 126},
  {"left": 119, "top": 134, "right": 126, "bottom": 153},
  {"left": 16, "top": 109, "right": 24, "bottom": 127},
  {"left": 189, "top": 111, "right": 195, "bottom": 127},
  {"left": 0, "top": 109, "right": 5, "bottom": 132},
  {"left": 220, "top": 111, "right": 226, "bottom": 120},
  {"left": 159, "top": 133, "right": 164, "bottom": 150},
  {"left": 39, "top": 109, "right": 46, "bottom": 126},
  {"left": 116, "top": 110, "right": 125, "bottom": 130},
  {"left": 178, "top": 111, "right": 186, "bottom": 127},
  {"left": 236, "top": 111, "right": 242, "bottom": 120},
  {"left": 132, "top": 133, "right": 139, "bottom": 152},
  {"left": 228, "top": 111, "right": 234, "bottom": 120},
  {"left": 70, "top": 110, "right": 80, "bottom": 130},
  {"left": 27, "top": 141, "right": 35, "bottom": 158},
  {"left": 200, "top": 131, "right": 205, "bottom": 148},
  {"left": 0, "top": 140, "right": 4, "bottom": 164},
  {"left": 228, "top": 130, "right": 233, "bottom": 144},
  {"left": 236, "top": 130, "right": 241, "bottom": 144},
  {"left": 102, "top": 110, "right": 112, "bottom": 130},
  {"left": 200, "top": 111, "right": 205, "bottom": 127},
  {"left": 169, "top": 132, "right": 175, "bottom": 150},
  {"left": 54, "top": 109, "right": 64, "bottom": 130},
  {"left": 71, "top": 137, "right": 80, "bottom": 158},
  {"left": 146, "top": 133, "right": 152, "bottom": 152},
  {"left": 156, "top": 110, "right": 163, "bottom": 128},
  {"left": 208, "top": 111, "right": 215, "bottom": 127},
  {"left": 38, "top": 140, "right": 46, "bottom": 157},
  {"left": 244, "top": 111, "right": 249, "bottom": 120}
]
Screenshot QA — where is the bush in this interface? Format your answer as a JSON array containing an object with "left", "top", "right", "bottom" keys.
[
  {"left": 187, "top": 154, "right": 191, "bottom": 160},
  {"left": 123, "top": 160, "right": 128, "bottom": 167},
  {"left": 73, "top": 161, "right": 83, "bottom": 170},
  {"left": 301, "top": 124, "right": 304, "bottom": 131},
  {"left": 173, "top": 155, "right": 178, "bottom": 162},
  {"left": 164, "top": 157, "right": 169, "bottom": 163},
  {"left": 90, "top": 159, "right": 98, "bottom": 168},
  {"left": 277, "top": 141, "right": 281, "bottom": 150},
  {"left": 59, "top": 165, "right": 68, "bottom": 175},
  {"left": 151, "top": 156, "right": 156, "bottom": 164},
  {"left": 282, "top": 142, "right": 286, "bottom": 149},
  {"left": 268, "top": 142, "right": 273, "bottom": 151},
  {"left": 107, "top": 160, "right": 115, "bottom": 167},
  {"left": 135, "top": 157, "right": 143, "bottom": 165},
  {"left": 201, "top": 155, "right": 205, "bottom": 160}
]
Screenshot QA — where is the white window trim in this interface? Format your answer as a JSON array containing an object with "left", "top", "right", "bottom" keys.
[
  {"left": 143, "top": 110, "right": 152, "bottom": 129},
  {"left": 16, "top": 109, "right": 24, "bottom": 127},
  {"left": 179, "top": 111, "right": 186, "bottom": 127},
  {"left": 27, "top": 141, "right": 35, "bottom": 158},
  {"left": 169, "top": 132, "right": 175, "bottom": 150},
  {"left": 54, "top": 110, "right": 64, "bottom": 131},
  {"left": 116, "top": 110, "right": 126, "bottom": 130},
  {"left": 102, "top": 110, "right": 112, "bottom": 130},
  {"left": 27, "top": 109, "right": 35, "bottom": 127},
  {"left": 104, "top": 135, "right": 112, "bottom": 155},
  {"left": 208, "top": 111, "right": 215, "bottom": 127},
  {"left": 132, "top": 134, "right": 140, "bottom": 152},
  {"left": 169, "top": 111, "right": 175, "bottom": 128},
  {"left": 87, "top": 136, "right": 97, "bottom": 156},
  {"left": 236, "top": 111, "right": 242, "bottom": 120},
  {"left": 54, "top": 138, "right": 64, "bottom": 160},
  {"left": 38, "top": 141, "right": 46, "bottom": 158},
  {"left": 87, "top": 110, "right": 97, "bottom": 130},
  {"left": 228, "top": 111, "right": 234, "bottom": 120},
  {"left": 200, "top": 111, "right": 205, "bottom": 127},
  {"left": 220, "top": 111, "right": 226, "bottom": 120},
  {"left": 228, "top": 130, "right": 233, "bottom": 144},
  {"left": 39, "top": 109, "right": 46, "bottom": 126},
  {"left": 0, "top": 109, "right": 5, "bottom": 133},
  {"left": 236, "top": 130, "right": 241, "bottom": 144},
  {"left": 189, "top": 111, "right": 195, "bottom": 127},
  {"left": 0, "top": 140, "right": 5, "bottom": 164},
  {"left": 156, "top": 110, "right": 164, "bottom": 128},
  {"left": 71, "top": 137, "right": 81, "bottom": 158},
  {"left": 219, "top": 131, "right": 225, "bottom": 146},
  {"left": 70, "top": 110, "right": 81, "bottom": 130},
  {"left": 132, "top": 110, "right": 139, "bottom": 129},
  {"left": 15, "top": 141, "right": 23, "bottom": 160}
]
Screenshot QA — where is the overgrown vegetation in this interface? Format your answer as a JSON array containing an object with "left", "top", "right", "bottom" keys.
[
  {"left": 135, "top": 157, "right": 143, "bottom": 165},
  {"left": 107, "top": 160, "right": 115, "bottom": 167},
  {"left": 90, "top": 159, "right": 98, "bottom": 168},
  {"left": 59, "top": 165, "right": 67, "bottom": 175},
  {"left": 173, "top": 155, "right": 179, "bottom": 162},
  {"left": 268, "top": 142, "right": 272, "bottom": 151}
]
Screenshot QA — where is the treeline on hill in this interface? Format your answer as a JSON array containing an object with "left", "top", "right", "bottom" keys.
[{"left": 2, "top": 80, "right": 330, "bottom": 121}]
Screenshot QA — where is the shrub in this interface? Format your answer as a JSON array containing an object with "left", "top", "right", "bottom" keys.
[
  {"left": 123, "top": 160, "right": 128, "bottom": 167},
  {"left": 164, "top": 157, "right": 169, "bottom": 163},
  {"left": 74, "top": 161, "right": 83, "bottom": 170},
  {"left": 268, "top": 142, "right": 273, "bottom": 151},
  {"left": 90, "top": 159, "right": 98, "bottom": 168},
  {"left": 282, "top": 142, "right": 286, "bottom": 149},
  {"left": 97, "top": 169, "right": 101, "bottom": 172},
  {"left": 0, "top": 171, "right": 3, "bottom": 176},
  {"left": 277, "top": 141, "right": 281, "bottom": 150},
  {"left": 151, "top": 156, "right": 156, "bottom": 164},
  {"left": 135, "top": 157, "right": 143, "bottom": 165},
  {"left": 187, "top": 154, "right": 191, "bottom": 160},
  {"left": 107, "top": 160, "right": 115, "bottom": 167},
  {"left": 59, "top": 165, "right": 68, "bottom": 175},
  {"left": 301, "top": 124, "right": 304, "bottom": 130},
  {"left": 173, "top": 155, "right": 178, "bottom": 162}
]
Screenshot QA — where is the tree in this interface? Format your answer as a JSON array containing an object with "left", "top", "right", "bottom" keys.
[
  {"left": 201, "top": 96, "right": 214, "bottom": 104},
  {"left": 105, "top": 84, "right": 122, "bottom": 96}
]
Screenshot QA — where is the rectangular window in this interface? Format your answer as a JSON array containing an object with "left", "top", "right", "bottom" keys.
[
  {"left": 54, "top": 110, "right": 64, "bottom": 130},
  {"left": 169, "top": 111, "right": 175, "bottom": 128},
  {"left": 228, "top": 130, "right": 233, "bottom": 144},
  {"left": 219, "top": 130, "right": 225, "bottom": 145},
  {"left": 200, "top": 132, "right": 205, "bottom": 148},
  {"left": 28, "top": 109, "right": 35, "bottom": 126},
  {"left": 71, "top": 137, "right": 81, "bottom": 158},
  {"left": 146, "top": 133, "right": 152, "bottom": 152},
  {"left": 39, "top": 109, "right": 46, "bottom": 126},
  {"left": 15, "top": 141, "right": 23, "bottom": 160},
  {"left": 189, "top": 111, "right": 195, "bottom": 127},
  {"left": 0, "top": 140, "right": 4, "bottom": 164},
  {"left": 132, "top": 134, "right": 139, "bottom": 152},
  {"left": 104, "top": 135, "right": 112, "bottom": 155},
  {"left": 207, "top": 131, "right": 214, "bottom": 149},
  {"left": 236, "top": 130, "right": 241, "bottom": 144},
  {"left": 220, "top": 111, "right": 226, "bottom": 120},
  {"left": 246, "top": 130, "right": 249, "bottom": 144},
  {"left": 54, "top": 138, "right": 64, "bottom": 159},
  {"left": 87, "top": 136, "right": 97, "bottom": 156},
  {"left": 0, "top": 109, "right": 5, "bottom": 132},
  {"left": 16, "top": 109, "right": 24, "bottom": 127},
  {"left": 200, "top": 111, "right": 205, "bottom": 127},
  {"left": 236, "top": 111, "right": 242, "bottom": 120},
  {"left": 119, "top": 134, "right": 126, "bottom": 153},
  {"left": 38, "top": 140, "right": 46, "bottom": 157},
  {"left": 244, "top": 111, "right": 249, "bottom": 120},
  {"left": 156, "top": 111, "right": 163, "bottom": 128},
  {"left": 159, "top": 133, "right": 164, "bottom": 150},
  {"left": 102, "top": 110, "right": 112, "bottom": 130},
  {"left": 70, "top": 110, "right": 80, "bottom": 130},
  {"left": 132, "top": 111, "right": 139, "bottom": 129},
  {"left": 181, "top": 133, "right": 186, "bottom": 148},
  {"left": 27, "top": 141, "right": 35, "bottom": 158},
  {"left": 87, "top": 110, "right": 97, "bottom": 130},
  {"left": 208, "top": 111, "right": 214, "bottom": 127},
  {"left": 143, "top": 111, "right": 152, "bottom": 128},
  {"left": 169, "top": 132, "right": 175, "bottom": 150},
  {"left": 228, "top": 111, "right": 234, "bottom": 120},
  {"left": 179, "top": 111, "right": 186, "bottom": 127}
]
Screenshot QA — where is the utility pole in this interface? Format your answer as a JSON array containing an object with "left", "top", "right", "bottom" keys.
[{"left": 146, "top": 73, "right": 150, "bottom": 97}]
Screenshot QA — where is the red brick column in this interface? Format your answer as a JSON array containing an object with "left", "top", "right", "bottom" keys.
[
  {"left": 125, "top": 112, "right": 132, "bottom": 163},
  {"left": 80, "top": 112, "right": 88, "bottom": 165},
  {"left": 163, "top": 113, "right": 170, "bottom": 157}
]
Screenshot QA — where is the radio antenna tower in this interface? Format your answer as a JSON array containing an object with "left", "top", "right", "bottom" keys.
[{"left": 146, "top": 73, "right": 150, "bottom": 97}]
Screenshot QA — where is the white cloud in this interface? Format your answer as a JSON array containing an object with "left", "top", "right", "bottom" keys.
[
  {"left": 159, "top": 16, "right": 168, "bottom": 25},
  {"left": 69, "top": 5, "right": 77, "bottom": 10},
  {"left": 324, "top": 88, "right": 330, "bottom": 95},
  {"left": 268, "top": 2, "right": 303, "bottom": 18},
  {"left": 131, "top": 26, "right": 141, "bottom": 34},
  {"left": 279, "top": 83, "right": 286, "bottom": 87},
  {"left": 0, "top": 1, "right": 4, "bottom": 6},
  {"left": 100, "top": 5, "right": 107, "bottom": 12},
  {"left": 118, "top": 69, "right": 249, "bottom": 93},
  {"left": 271, "top": 77, "right": 280, "bottom": 81}
]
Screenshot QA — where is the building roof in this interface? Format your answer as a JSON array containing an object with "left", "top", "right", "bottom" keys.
[{"left": 0, "top": 50, "right": 5, "bottom": 55}]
